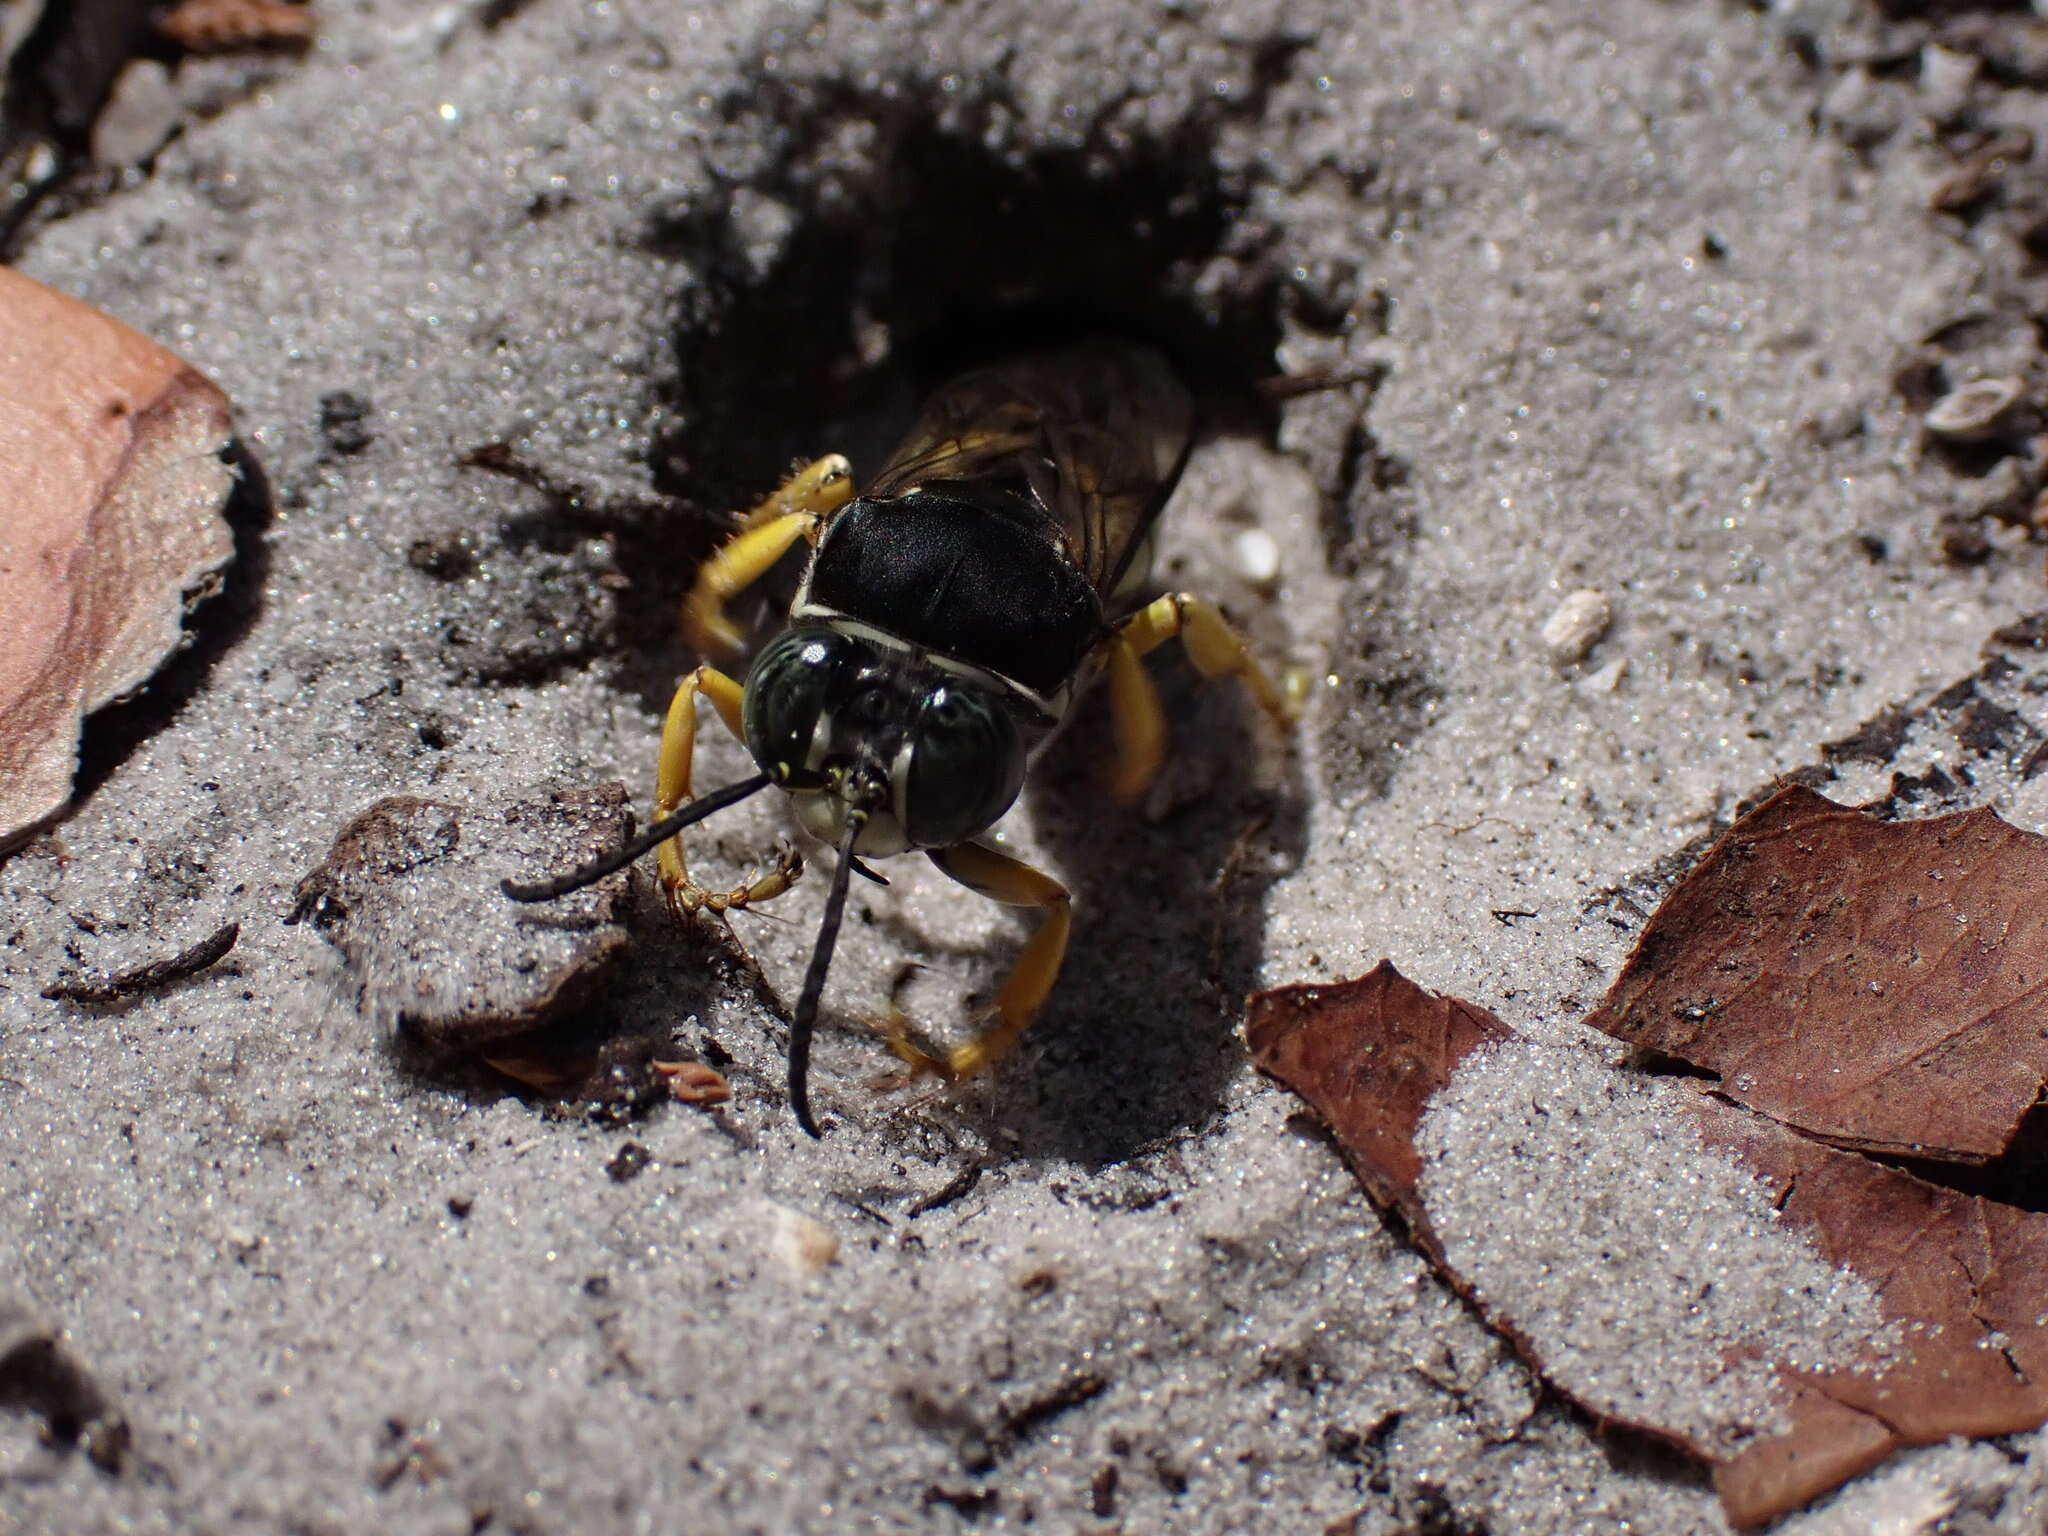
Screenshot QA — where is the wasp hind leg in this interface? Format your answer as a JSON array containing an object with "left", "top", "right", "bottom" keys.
[
  {"left": 1103, "top": 594, "right": 1303, "bottom": 803},
  {"left": 884, "top": 842, "right": 1073, "bottom": 1082},
  {"left": 680, "top": 454, "right": 853, "bottom": 659},
  {"left": 655, "top": 664, "right": 803, "bottom": 918}
]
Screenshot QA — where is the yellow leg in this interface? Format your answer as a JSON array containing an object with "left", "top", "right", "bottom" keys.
[
  {"left": 885, "top": 842, "right": 1072, "bottom": 1080},
  {"left": 655, "top": 665, "right": 803, "bottom": 917},
  {"left": 1103, "top": 593, "right": 1302, "bottom": 803},
  {"left": 1103, "top": 633, "right": 1170, "bottom": 805},
  {"left": 680, "top": 455, "right": 853, "bottom": 659}
]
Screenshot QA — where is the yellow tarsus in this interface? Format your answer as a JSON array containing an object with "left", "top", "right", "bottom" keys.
[{"left": 883, "top": 841, "right": 1073, "bottom": 1083}]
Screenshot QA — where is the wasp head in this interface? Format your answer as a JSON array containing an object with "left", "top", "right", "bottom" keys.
[{"left": 741, "top": 625, "right": 1027, "bottom": 854}]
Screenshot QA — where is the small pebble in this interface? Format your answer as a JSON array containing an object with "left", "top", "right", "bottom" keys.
[
  {"left": 1579, "top": 656, "right": 1629, "bottom": 695},
  {"left": 1539, "top": 589, "right": 1613, "bottom": 665},
  {"left": 90, "top": 61, "right": 180, "bottom": 166},
  {"left": 766, "top": 1204, "right": 839, "bottom": 1277},
  {"left": 1918, "top": 45, "right": 1978, "bottom": 123},
  {"left": 1924, "top": 378, "right": 2025, "bottom": 442},
  {"left": 1232, "top": 528, "right": 1281, "bottom": 587}
]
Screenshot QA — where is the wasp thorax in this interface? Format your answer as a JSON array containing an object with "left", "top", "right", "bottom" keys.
[{"left": 741, "top": 625, "right": 1027, "bottom": 855}]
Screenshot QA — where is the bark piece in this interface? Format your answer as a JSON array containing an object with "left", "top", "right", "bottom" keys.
[
  {"left": 289, "top": 784, "right": 632, "bottom": 1048},
  {"left": 1583, "top": 783, "right": 2048, "bottom": 1162},
  {"left": 0, "top": 266, "right": 235, "bottom": 847}
]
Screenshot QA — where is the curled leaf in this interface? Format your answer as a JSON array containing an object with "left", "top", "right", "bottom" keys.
[{"left": 0, "top": 267, "right": 235, "bottom": 847}]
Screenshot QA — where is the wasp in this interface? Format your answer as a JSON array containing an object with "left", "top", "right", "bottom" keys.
[{"left": 505, "top": 338, "right": 1297, "bottom": 1135}]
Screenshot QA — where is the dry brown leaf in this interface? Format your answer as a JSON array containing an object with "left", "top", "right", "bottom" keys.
[
  {"left": 1250, "top": 960, "right": 2048, "bottom": 1527},
  {"left": 1696, "top": 1103, "right": 2048, "bottom": 1525},
  {"left": 1584, "top": 783, "right": 2048, "bottom": 1162},
  {"left": 0, "top": 267, "right": 236, "bottom": 848},
  {"left": 1244, "top": 961, "right": 1508, "bottom": 1236}
]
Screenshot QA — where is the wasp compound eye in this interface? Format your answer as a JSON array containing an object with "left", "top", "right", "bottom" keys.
[
  {"left": 905, "top": 679, "right": 1026, "bottom": 848},
  {"left": 743, "top": 626, "right": 858, "bottom": 785}
]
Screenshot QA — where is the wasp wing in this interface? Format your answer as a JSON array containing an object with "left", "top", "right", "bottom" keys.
[{"left": 862, "top": 340, "right": 1193, "bottom": 599}]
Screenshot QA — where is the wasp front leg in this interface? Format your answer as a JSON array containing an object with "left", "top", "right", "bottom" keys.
[
  {"left": 655, "top": 664, "right": 803, "bottom": 918},
  {"left": 1102, "top": 594, "right": 1304, "bottom": 803},
  {"left": 681, "top": 454, "right": 853, "bottom": 659},
  {"left": 884, "top": 841, "right": 1072, "bottom": 1081}
]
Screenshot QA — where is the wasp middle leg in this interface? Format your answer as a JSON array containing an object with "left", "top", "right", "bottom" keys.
[
  {"left": 884, "top": 841, "right": 1073, "bottom": 1082},
  {"left": 681, "top": 454, "right": 853, "bottom": 659},
  {"left": 655, "top": 664, "right": 803, "bottom": 918},
  {"left": 1102, "top": 593, "right": 1303, "bottom": 803}
]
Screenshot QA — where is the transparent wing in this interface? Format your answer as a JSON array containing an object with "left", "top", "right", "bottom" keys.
[{"left": 862, "top": 340, "right": 1193, "bottom": 595}]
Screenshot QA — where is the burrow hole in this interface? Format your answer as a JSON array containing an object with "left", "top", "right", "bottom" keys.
[{"left": 605, "top": 102, "right": 1320, "bottom": 706}]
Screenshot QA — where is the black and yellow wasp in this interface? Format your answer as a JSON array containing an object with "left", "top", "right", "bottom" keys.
[{"left": 506, "top": 338, "right": 1296, "bottom": 1135}]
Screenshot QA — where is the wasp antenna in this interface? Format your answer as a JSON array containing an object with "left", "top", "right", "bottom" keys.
[
  {"left": 788, "top": 810, "right": 868, "bottom": 1138},
  {"left": 500, "top": 772, "right": 772, "bottom": 902}
]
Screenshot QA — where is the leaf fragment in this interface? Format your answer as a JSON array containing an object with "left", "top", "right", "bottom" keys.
[{"left": 1584, "top": 783, "right": 2048, "bottom": 1162}]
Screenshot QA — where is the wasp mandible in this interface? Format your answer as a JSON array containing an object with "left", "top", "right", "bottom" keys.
[{"left": 505, "top": 338, "right": 1298, "bottom": 1135}]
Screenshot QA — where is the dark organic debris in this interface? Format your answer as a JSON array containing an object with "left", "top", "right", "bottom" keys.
[
  {"left": 0, "top": 1301, "right": 129, "bottom": 1475},
  {"left": 0, "top": 0, "right": 316, "bottom": 250},
  {"left": 1989, "top": 612, "right": 2048, "bottom": 651},
  {"left": 1818, "top": 707, "right": 1909, "bottom": 765},
  {"left": 317, "top": 389, "right": 374, "bottom": 455},
  {"left": 43, "top": 921, "right": 238, "bottom": 1004},
  {"left": 997, "top": 1370, "right": 1109, "bottom": 1448},
  {"left": 900, "top": 1369, "right": 1111, "bottom": 1480},
  {"left": 604, "top": 1142, "right": 652, "bottom": 1183},
  {"left": 905, "top": 1162, "right": 983, "bottom": 1218}
]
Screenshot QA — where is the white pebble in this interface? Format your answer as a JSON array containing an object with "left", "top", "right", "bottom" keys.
[
  {"left": 766, "top": 1203, "right": 839, "bottom": 1277},
  {"left": 1918, "top": 45, "right": 1978, "bottom": 123},
  {"left": 1232, "top": 527, "right": 1281, "bottom": 587},
  {"left": 1539, "top": 589, "right": 1613, "bottom": 665},
  {"left": 1579, "top": 656, "right": 1629, "bottom": 694},
  {"left": 90, "top": 61, "right": 180, "bottom": 167}
]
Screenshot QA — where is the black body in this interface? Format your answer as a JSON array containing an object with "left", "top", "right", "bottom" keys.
[{"left": 804, "top": 486, "right": 1104, "bottom": 697}]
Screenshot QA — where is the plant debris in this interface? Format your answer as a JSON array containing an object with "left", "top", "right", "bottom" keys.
[
  {"left": 1583, "top": 783, "right": 2048, "bottom": 1162},
  {"left": 42, "top": 920, "right": 239, "bottom": 1003},
  {"left": 0, "top": 266, "right": 236, "bottom": 848},
  {"left": 1249, "top": 957, "right": 2048, "bottom": 1526},
  {"left": 0, "top": 1300, "right": 128, "bottom": 1475},
  {"left": 652, "top": 1058, "right": 731, "bottom": 1105},
  {"left": 154, "top": 0, "right": 316, "bottom": 54}
]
